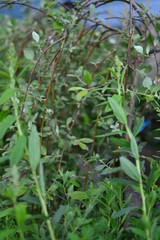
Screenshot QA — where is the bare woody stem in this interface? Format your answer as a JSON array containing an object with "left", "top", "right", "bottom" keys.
[
  {"left": 20, "top": 37, "right": 64, "bottom": 120},
  {"left": 0, "top": 1, "right": 46, "bottom": 14},
  {"left": 40, "top": 38, "right": 66, "bottom": 147},
  {"left": 124, "top": 0, "right": 133, "bottom": 96},
  {"left": 57, "top": 101, "right": 82, "bottom": 175}
]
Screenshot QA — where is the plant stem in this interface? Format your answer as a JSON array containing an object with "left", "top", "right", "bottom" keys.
[
  {"left": 33, "top": 172, "right": 56, "bottom": 240},
  {"left": 124, "top": 0, "right": 132, "bottom": 96},
  {"left": 126, "top": 126, "right": 150, "bottom": 239},
  {"left": 40, "top": 38, "right": 66, "bottom": 147},
  {"left": 13, "top": 93, "right": 23, "bottom": 136},
  {"left": 10, "top": 71, "right": 23, "bottom": 136},
  {"left": 19, "top": 228, "right": 25, "bottom": 240}
]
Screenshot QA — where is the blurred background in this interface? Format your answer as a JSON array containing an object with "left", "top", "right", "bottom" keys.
[{"left": 0, "top": 0, "right": 159, "bottom": 27}]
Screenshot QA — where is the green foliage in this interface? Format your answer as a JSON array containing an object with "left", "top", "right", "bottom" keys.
[
  {"left": 0, "top": 0, "right": 160, "bottom": 239},
  {"left": 10, "top": 135, "right": 27, "bottom": 167},
  {"left": 28, "top": 125, "right": 40, "bottom": 172}
]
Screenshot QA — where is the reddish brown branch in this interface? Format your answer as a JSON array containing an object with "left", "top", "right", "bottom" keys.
[
  {"left": 0, "top": 1, "right": 46, "bottom": 14},
  {"left": 40, "top": 39, "right": 66, "bottom": 146},
  {"left": 38, "top": 50, "right": 60, "bottom": 91},
  {"left": 124, "top": 0, "right": 133, "bottom": 96},
  {"left": 20, "top": 37, "right": 64, "bottom": 120},
  {"left": 57, "top": 101, "right": 82, "bottom": 175}
]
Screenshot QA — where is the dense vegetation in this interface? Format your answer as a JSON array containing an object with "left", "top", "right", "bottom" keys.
[{"left": 0, "top": 0, "right": 160, "bottom": 239}]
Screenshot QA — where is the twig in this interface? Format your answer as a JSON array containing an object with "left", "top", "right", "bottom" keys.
[
  {"left": 124, "top": 0, "right": 133, "bottom": 96},
  {"left": 40, "top": 38, "right": 66, "bottom": 146},
  {"left": 20, "top": 37, "right": 64, "bottom": 119},
  {"left": 57, "top": 101, "right": 82, "bottom": 175},
  {"left": 0, "top": 1, "right": 46, "bottom": 14}
]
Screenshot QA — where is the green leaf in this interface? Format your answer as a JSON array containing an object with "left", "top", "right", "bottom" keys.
[
  {"left": 109, "top": 68, "right": 118, "bottom": 80},
  {"left": 78, "top": 142, "right": 88, "bottom": 150},
  {"left": 15, "top": 203, "right": 27, "bottom": 228},
  {"left": 0, "top": 207, "right": 14, "bottom": 218},
  {"left": 130, "top": 134, "right": 139, "bottom": 160},
  {"left": 110, "top": 137, "right": 130, "bottom": 148},
  {"left": 96, "top": 130, "right": 124, "bottom": 138},
  {"left": 101, "top": 166, "right": 122, "bottom": 175},
  {"left": 10, "top": 135, "right": 27, "bottom": 167},
  {"left": 143, "top": 77, "right": 152, "bottom": 89},
  {"left": 16, "top": 65, "right": 29, "bottom": 81},
  {"left": 139, "top": 3, "right": 145, "bottom": 10},
  {"left": 79, "top": 138, "right": 93, "bottom": 143},
  {"left": 108, "top": 178, "right": 138, "bottom": 187},
  {"left": 69, "top": 191, "right": 88, "bottom": 201},
  {"left": 112, "top": 94, "right": 122, "bottom": 103},
  {"left": 67, "top": 233, "right": 80, "bottom": 240},
  {"left": 146, "top": 45, "right": 150, "bottom": 55},
  {"left": 0, "top": 115, "right": 16, "bottom": 139},
  {"left": 66, "top": 117, "right": 72, "bottom": 128},
  {"left": 52, "top": 205, "right": 66, "bottom": 227},
  {"left": 130, "top": 227, "right": 147, "bottom": 239},
  {"left": 108, "top": 96, "right": 127, "bottom": 125},
  {"left": 0, "top": 89, "right": 15, "bottom": 106},
  {"left": 120, "top": 156, "right": 140, "bottom": 181},
  {"left": 23, "top": 48, "right": 34, "bottom": 61},
  {"left": 120, "top": 65, "right": 127, "bottom": 85},
  {"left": 39, "top": 160, "right": 46, "bottom": 198},
  {"left": 0, "top": 229, "right": 16, "bottom": 240},
  {"left": 32, "top": 31, "right": 40, "bottom": 43},
  {"left": 133, "top": 117, "right": 144, "bottom": 136},
  {"left": 7, "top": 42, "right": 17, "bottom": 69},
  {"left": 52, "top": 20, "right": 62, "bottom": 32},
  {"left": 146, "top": 162, "right": 157, "bottom": 193},
  {"left": 28, "top": 125, "right": 40, "bottom": 171},
  {"left": 69, "top": 87, "right": 84, "bottom": 91},
  {"left": 0, "top": 70, "right": 10, "bottom": 78},
  {"left": 0, "top": 155, "right": 9, "bottom": 164},
  {"left": 95, "top": 165, "right": 105, "bottom": 172},
  {"left": 112, "top": 206, "right": 137, "bottom": 219},
  {"left": 89, "top": 4, "right": 95, "bottom": 15},
  {"left": 83, "top": 70, "right": 92, "bottom": 85},
  {"left": 76, "top": 89, "right": 88, "bottom": 101},
  {"left": 134, "top": 45, "right": 143, "bottom": 54},
  {"left": 20, "top": 196, "right": 40, "bottom": 205}
]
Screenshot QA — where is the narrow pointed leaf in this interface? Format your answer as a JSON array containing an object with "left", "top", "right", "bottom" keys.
[
  {"left": 120, "top": 156, "right": 140, "bottom": 181},
  {"left": 101, "top": 166, "right": 122, "bottom": 175},
  {"left": 76, "top": 89, "right": 88, "bottom": 101},
  {"left": 39, "top": 160, "right": 46, "bottom": 198},
  {"left": 28, "top": 125, "right": 40, "bottom": 171},
  {"left": 78, "top": 142, "right": 88, "bottom": 150},
  {"left": 32, "top": 31, "right": 40, "bottom": 43},
  {"left": 130, "top": 134, "right": 139, "bottom": 160},
  {"left": 112, "top": 206, "right": 137, "bottom": 219},
  {"left": 15, "top": 203, "right": 27, "bottom": 228},
  {"left": 79, "top": 138, "right": 93, "bottom": 143},
  {"left": 0, "top": 89, "right": 15, "bottom": 106},
  {"left": 69, "top": 191, "right": 88, "bottom": 200},
  {"left": 108, "top": 96, "right": 127, "bottom": 125},
  {"left": 0, "top": 207, "right": 14, "bottom": 218},
  {"left": 83, "top": 70, "right": 92, "bottom": 85},
  {"left": 10, "top": 135, "right": 27, "bottom": 167},
  {"left": 133, "top": 117, "right": 144, "bottom": 136},
  {"left": 69, "top": 87, "right": 84, "bottom": 91},
  {"left": 0, "top": 115, "right": 16, "bottom": 139}
]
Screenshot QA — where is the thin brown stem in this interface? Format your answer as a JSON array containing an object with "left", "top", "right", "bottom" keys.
[
  {"left": 20, "top": 37, "right": 64, "bottom": 120},
  {"left": 0, "top": 1, "right": 46, "bottom": 14},
  {"left": 40, "top": 38, "right": 66, "bottom": 147},
  {"left": 124, "top": 0, "right": 133, "bottom": 96},
  {"left": 57, "top": 101, "right": 82, "bottom": 175}
]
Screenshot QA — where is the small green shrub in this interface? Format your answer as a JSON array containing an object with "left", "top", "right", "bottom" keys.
[{"left": 0, "top": 1, "right": 160, "bottom": 239}]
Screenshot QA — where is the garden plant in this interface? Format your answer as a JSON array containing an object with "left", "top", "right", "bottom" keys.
[{"left": 0, "top": 0, "right": 160, "bottom": 239}]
